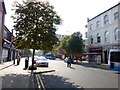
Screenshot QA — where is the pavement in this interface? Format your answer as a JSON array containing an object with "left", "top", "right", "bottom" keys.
[
  {"left": 0, "top": 58, "right": 117, "bottom": 89},
  {"left": 75, "top": 61, "right": 111, "bottom": 71},
  {"left": 0, "top": 58, "right": 36, "bottom": 89}
]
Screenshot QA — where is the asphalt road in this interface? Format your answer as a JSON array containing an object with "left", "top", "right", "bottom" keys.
[{"left": 39, "top": 59, "right": 119, "bottom": 89}]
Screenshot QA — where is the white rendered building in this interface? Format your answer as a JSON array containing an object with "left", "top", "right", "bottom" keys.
[{"left": 86, "top": 2, "right": 120, "bottom": 64}]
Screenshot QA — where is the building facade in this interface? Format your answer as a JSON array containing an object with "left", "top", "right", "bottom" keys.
[
  {"left": 2, "top": 26, "right": 16, "bottom": 62},
  {"left": 0, "top": 0, "right": 19, "bottom": 63},
  {"left": 86, "top": 3, "right": 120, "bottom": 64},
  {"left": 0, "top": 0, "right": 6, "bottom": 63}
]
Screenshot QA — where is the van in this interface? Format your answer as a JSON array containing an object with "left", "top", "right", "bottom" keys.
[{"left": 108, "top": 49, "right": 120, "bottom": 71}]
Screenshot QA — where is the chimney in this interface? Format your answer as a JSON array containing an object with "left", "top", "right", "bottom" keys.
[{"left": 87, "top": 18, "right": 89, "bottom": 22}]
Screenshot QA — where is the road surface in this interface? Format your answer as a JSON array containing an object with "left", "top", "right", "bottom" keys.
[{"left": 39, "top": 59, "right": 119, "bottom": 89}]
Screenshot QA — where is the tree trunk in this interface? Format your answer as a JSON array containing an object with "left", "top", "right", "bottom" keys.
[{"left": 32, "top": 49, "right": 35, "bottom": 69}]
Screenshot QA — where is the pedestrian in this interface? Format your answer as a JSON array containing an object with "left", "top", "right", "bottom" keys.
[
  {"left": 25, "top": 56, "right": 29, "bottom": 69},
  {"left": 17, "top": 55, "right": 21, "bottom": 65},
  {"left": 66, "top": 57, "right": 72, "bottom": 67}
]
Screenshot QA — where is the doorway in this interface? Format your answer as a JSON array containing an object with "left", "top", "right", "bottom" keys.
[{"left": 104, "top": 50, "right": 108, "bottom": 64}]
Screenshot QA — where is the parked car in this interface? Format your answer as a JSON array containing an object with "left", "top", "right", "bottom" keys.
[
  {"left": 45, "top": 53, "right": 56, "bottom": 60},
  {"left": 34, "top": 56, "right": 39, "bottom": 63},
  {"left": 35, "top": 56, "right": 49, "bottom": 67}
]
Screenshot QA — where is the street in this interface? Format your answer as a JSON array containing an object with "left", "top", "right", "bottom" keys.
[
  {"left": 0, "top": 58, "right": 119, "bottom": 89},
  {"left": 39, "top": 59, "right": 119, "bottom": 89}
]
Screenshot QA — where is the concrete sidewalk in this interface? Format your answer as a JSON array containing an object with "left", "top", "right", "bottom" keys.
[
  {"left": 0, "top": 58, "right": 36, "bottom": 89},
  {"left": 74, "top": 61, "right": 112, "bottom": 71},
  {"left": 0, "top": 61, "right": 13, "bottom": 71}
]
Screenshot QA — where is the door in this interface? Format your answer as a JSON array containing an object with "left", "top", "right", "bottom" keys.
[{"left": 104, "top": 50, "right": 108, "bottom": 64}]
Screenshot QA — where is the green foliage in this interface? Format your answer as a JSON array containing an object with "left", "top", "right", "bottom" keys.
[
  {"left": 60, "top": 32, "right": 83, "bottom": 55},
  {"left": 68, "top": 32, "right": 83, "bottom": 54},
  {"left": 60, "top": 35, "right": 70, "bottom": 54},
  {"left": 12, "top": 1, "right": 62, "bottom": 51}
]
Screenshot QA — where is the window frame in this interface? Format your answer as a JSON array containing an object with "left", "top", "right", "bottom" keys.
[
  {"left": 114, "top": 28, "right": 120, "bottom": 40},
  {"left": 96, "top": 21, "right": 100, "bottom": 28},
  {"left": 97, "top": 33, "right": 101, "bottom": 43},
  {"left": 104, "top": 15, "right": 109, "bottom": 25},
  {"left": 114, "top": 12, "right": 119, "bottom": 21},
  {"left": 105, "top": 31, "right": 109, "bottom": 42},
  {"left": 90, "top": 24, "right": 93, "bottom": 30},
  {"left": 91, "top": 36, "right": 93, "bottom": 44}
]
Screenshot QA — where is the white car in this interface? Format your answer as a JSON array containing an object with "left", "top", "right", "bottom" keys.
[{"left": 35, "top": 56, "right": 49, "bottom": 67}]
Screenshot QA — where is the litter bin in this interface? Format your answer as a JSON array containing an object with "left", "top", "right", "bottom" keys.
[
  {"left": 25, "top": 57, "right": 29, "bottom": 69},
  {"left": 110, "top": 62, "right": 114, "bottom": 68}
]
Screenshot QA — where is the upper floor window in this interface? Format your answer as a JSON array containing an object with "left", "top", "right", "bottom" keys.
[
  {"left": 96, "top": 21, "right": 100, "bottom": 28},
  {"left": 90, "top": 24, "right": 93, "bottom": 30},
  {"left": 91, "top": 36, "right": 93, "bottom": 44},
  {"left": 105, "top": 31, "right": 109, "bottom": 42},
  {"left": 114, "top": 28, "right": 120, "bottom": 40},
  {"left": 104, "top": 15, "right": 109, "bottom": 24},
  {"left": 97, "top": 33, "right": 101, "bottom": 43},
  {"left": 114, "top": 12, "right": 119, "bottom": 21}
]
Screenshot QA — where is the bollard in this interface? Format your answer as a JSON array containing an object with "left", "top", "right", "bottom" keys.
[{"left": 25, "top": 57, "right": 29, "bottom": 69}]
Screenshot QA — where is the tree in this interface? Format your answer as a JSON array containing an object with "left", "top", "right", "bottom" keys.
[
  {"left": 68, "top": 32, "right": 83, "bottom": 54},
  {"left": 60, "top": 35, "right": 70, "bottom": 54},
  {"left": 60, "top": 32, "right": 83, "bottom": 59},
  {"left": 12, "top": 1, "right": 62, "bottom": 68}
]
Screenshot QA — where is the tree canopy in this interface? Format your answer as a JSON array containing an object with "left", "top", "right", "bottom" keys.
[
  {"left": 12, "top": 1, "right": 62, "bottom": 51},
  {"left": 12, "top": 1, "right": 62, "bottom": 69},
  {"left": 60, "top": 32, "right": 84, "bottom": 56}
]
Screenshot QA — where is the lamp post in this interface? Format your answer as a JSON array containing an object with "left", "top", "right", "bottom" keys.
[{"left": 11, "top": 29, "right": 15, "bottom": 64}]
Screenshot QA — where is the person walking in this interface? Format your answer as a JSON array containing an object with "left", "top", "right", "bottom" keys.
[
  {"left": 17, "top": 55, "right": 21, "bottom": 65},
  {"left": 66, "top": 57, "right": 72, "bottom": 67}
]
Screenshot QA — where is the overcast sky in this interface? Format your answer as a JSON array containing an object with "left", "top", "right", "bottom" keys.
[{"left": 4, "top": 0, "right": 120, "bottom": 38}]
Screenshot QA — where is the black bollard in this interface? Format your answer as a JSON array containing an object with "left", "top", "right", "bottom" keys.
[{"left": 25, "top": 57, "right": 29, "bottom": 69}]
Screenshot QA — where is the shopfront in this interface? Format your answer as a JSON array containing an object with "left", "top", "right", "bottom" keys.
[{"left": 89, "top": 47, "right": 103, "bottom": 64}]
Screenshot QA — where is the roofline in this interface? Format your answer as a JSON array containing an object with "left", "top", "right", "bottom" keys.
[
  {"left": 88, "top": 2, "right": 120, "bottom": 22},
  {"left": 2, "top": 2, "right": 6, "bottom": 14}
]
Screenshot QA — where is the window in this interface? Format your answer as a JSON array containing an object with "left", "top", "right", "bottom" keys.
[
  {"left": 96, "top": 21, "right": 100, "bottom": 28},
  {"left": 97, "top": 33, "right": 101, "bottom": 43},
  {"left": 110, "top": 52, "right": 120, "bottom": 62},
  {"left": 105, "top": 31, "right": 109, "bottom": 42},
  {"left": 104, "top": 15, "right": 109, "bottom": 24},
  {"left": 91, "top": 36, "right": 93, "bottom": 44},
  {"left": 90, "top": 24, "right": 93, "bottom": 30},
  {"left": 114, "top": 12, "right": 119, "bottom": 21},
  {"left": 114, "top": 28, "right": 120, "bottom": 40}
]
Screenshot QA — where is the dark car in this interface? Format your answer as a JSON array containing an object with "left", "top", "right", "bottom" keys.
[{"left": 45, "top": 53, "right": 56, "bottom": 60}]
